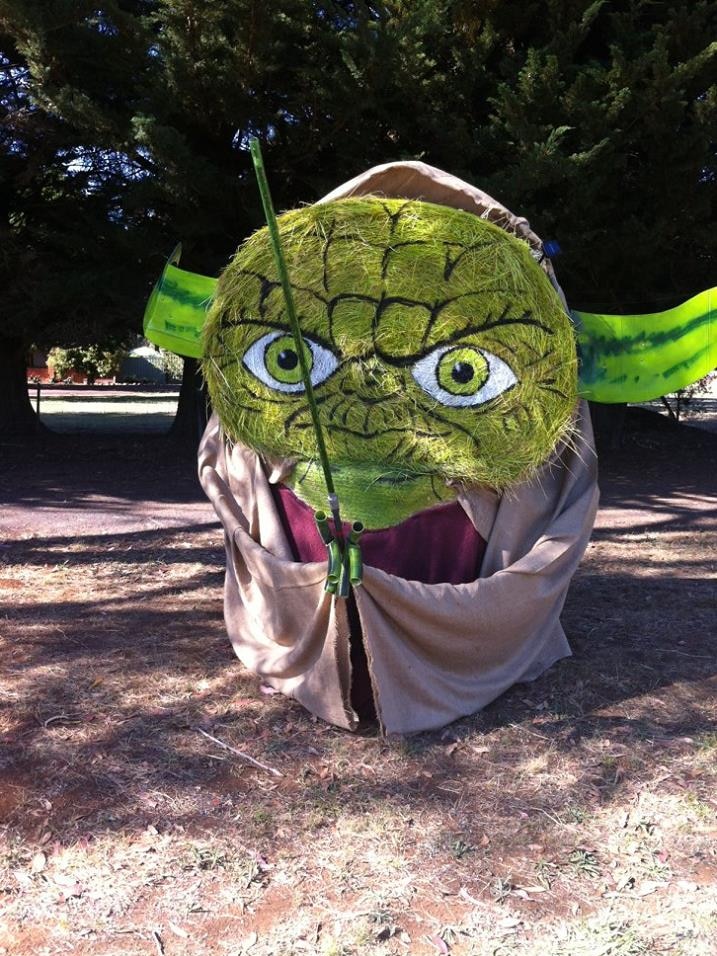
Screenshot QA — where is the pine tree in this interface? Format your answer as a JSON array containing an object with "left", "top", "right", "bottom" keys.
[
  {"left": 0, "top": 3, "right": 163, "bottom": 433},
  {"left": 471, "top": 0, "right": 717, "bottom": 311},
  {"left": 1, "top": 0, "right": 714, "bottom": 434}
]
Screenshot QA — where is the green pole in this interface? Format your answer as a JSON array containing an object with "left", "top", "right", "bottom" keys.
[{"left": 248, "top": 137, "right": 346, "bottom": 551}]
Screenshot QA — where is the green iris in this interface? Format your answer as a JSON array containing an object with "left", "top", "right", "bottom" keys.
[
  {"left": 264, "top": 335, "right": 311, "bottom": 386},
  {"left": 436, "top": 346, "right": 489, "bottom": 396}
]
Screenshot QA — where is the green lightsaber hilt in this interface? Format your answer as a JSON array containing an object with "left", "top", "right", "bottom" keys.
[
  {"left": 326, "top": 539, "right": 343, "bottom": 588},
  {"left": 314, "top": 510, "right": 334, "bottom": 545},
  {"left": 347, "top": 521, "right": 364, "bottom": 588},
  {"left": 315, "top": 512, "right": 364, "bottom": 593},
  {"left": 315, "top": 510, "right": 344, "bottom": 595},
  {"left": 348, "top": 521, "right": 364, "bottom": 545}
]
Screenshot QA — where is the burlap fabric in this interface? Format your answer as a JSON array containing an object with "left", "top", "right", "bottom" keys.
[{"left": 199, "top": 402, "right": 598, "bottom": 734}]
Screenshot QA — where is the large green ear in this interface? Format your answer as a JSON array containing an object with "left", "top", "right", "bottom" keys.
[
  {"left": 143, "top": 244, "right": 217, "bottom": 358},
  {"left": 575, "top": 288, "right": 716, "bottom": 403}
]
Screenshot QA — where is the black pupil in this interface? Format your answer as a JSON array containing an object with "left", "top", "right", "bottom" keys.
[
  {"left": 277, "top": 349, "right": 298, "bottom": 371},
  {"left": 451, "top": 361, "right": 474, "bottom": 384}
]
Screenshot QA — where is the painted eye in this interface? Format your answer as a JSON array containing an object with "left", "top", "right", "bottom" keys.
[
  {"left": 412, "top": 345, "right": 518, "bottom": 407},
  {"left": 243, "top": 331, "right": 339, "bottom": 393}
]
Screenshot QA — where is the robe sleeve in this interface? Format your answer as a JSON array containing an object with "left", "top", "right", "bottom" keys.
[{"left": 198, "top": 419, "right": 358, "bottom": 730}]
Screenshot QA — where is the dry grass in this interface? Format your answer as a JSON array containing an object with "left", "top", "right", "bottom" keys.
[{"left": 1, "top": 417, "right": 715, "bottom": 955}]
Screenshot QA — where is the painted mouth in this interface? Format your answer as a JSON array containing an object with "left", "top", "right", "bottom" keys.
[
  {"left": 300, "top": 462, "right": 428, "bottom": 487},
  {"left": 373, "top": 472, "right": 420, "bottom": 486},
  {"left": 289, "top": 458, "right": 455, "bottom": 527},
  {"left": 294, "top": 423, "right": 451, "bottom": 441}
]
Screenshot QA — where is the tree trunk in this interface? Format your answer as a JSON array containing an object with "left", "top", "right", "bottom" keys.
[
  {"left": 168, "top": 357, "right": 209, "bottom": 444},
  {"left": 0, "top": 337, "right": 43, "bottom": 437},
  {"left": 589, "top": 401, "right": 626, "bottom": 452}
]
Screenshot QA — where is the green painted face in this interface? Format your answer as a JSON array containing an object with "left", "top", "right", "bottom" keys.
[{"left": 203, "top": 198, "right": 577, "bottom": 528}]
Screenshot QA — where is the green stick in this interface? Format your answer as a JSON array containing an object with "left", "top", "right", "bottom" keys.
[{"left": 248, "top": 137, "right": 345, "bottom": 546}]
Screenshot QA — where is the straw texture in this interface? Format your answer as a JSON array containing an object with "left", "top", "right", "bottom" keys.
[{"left": 203, "top": 198, "right": 577, "bottom": 527}]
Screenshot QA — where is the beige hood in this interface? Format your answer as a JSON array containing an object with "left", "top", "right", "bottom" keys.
[{"left": 318, "top": 160, "right": 568, "bottom": 308}]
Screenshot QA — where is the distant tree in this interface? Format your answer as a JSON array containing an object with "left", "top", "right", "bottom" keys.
[
  {"left": 1, "top": 0, "right": 715, "bottom": 436},
  {"left": 47, "top": 345, "right": 125, "bottom": 384},
  {"left": 0, "top": 4, "right": 161, "bottom": 433}
]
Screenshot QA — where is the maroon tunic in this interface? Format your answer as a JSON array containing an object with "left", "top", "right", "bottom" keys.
[{"left": 272, "top": 484, "right": 487, "bottom": 720}]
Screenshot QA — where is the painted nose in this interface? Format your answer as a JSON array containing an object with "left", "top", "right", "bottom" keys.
[
  {"left": 341, "top": 358, "right": 389, "bottom": 400},
  {"left": 364, "top": 364, "right": 382, "bottom": 389}
]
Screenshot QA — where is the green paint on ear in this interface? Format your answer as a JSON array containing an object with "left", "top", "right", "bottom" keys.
[
  {"left": 203, "top": 198, "right": 578, "bottom": 527},
  {"left": 575, "top": 288, "right": 717, "bottom": 403},
  {"left": 143, "top": 245, "right": 217, "bottom": 358}
]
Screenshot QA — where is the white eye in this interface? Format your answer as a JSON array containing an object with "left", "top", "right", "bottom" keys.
[
  {"left": 242, "top": 331, "right": 339, "bottom": 393},
  {"left": 411, "top": 344, "right": 518, "bottom": 407}
]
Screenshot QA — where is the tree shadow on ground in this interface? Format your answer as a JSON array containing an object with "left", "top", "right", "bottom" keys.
[
  {"left": 0, "top": 409, "right": 715, "bottom": 865},
  {"left": 2, "top": 536, "right": 715, "bottom": 854},
  {"left": 1, "top": 433, "right": 204, "bottom": 513}
]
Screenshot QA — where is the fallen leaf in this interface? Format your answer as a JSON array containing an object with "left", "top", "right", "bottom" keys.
[
  {"left": 429, "top": 935, "right": 450, "bottom": 954},
  {"left": 615, "top": 873, "right": 635, "bottom": 892},
  {"left": 635, "top": 880, "right": 666, "bottom": 897},
  {"left": 61, "top": 881, "right": 84, "bottom": 900},
  {"left": 30, "top": 852, "right": 47, "bottom": 873},
  {"left": 438, "top": 879, "right": 461, "bottom": 896},
  {"left": 459, "top": 886, "right": 482, "bottom": 906},
  {"left": 52, "top": 873, "right": 78, "bottom": 888},
  {"left": 168, "top": 922, "right": 189, "bottom": 939}
]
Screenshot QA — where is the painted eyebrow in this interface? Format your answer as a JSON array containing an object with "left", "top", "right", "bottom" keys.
[
  {"left": 221, "top": 269, "right": 328, "bottom": 318},
  {"left": 375, "top": 308, "right": 554, "bottom": 368},
  {"left": 419, "top": 296, "right": 551, "bottom": 350},
  {"left": 216, "top": 317, "right": 339, "bottom": 354}
]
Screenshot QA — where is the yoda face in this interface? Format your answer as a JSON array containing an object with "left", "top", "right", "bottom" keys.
[{"left": 203, "top": 198, "right": 577, "bottom": 528}]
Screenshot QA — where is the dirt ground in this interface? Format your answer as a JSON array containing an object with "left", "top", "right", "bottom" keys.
[{"left": 0, "top": 409, "right": 715, "bottom": 956}]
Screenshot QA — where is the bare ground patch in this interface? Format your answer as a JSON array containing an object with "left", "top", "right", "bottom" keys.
[{"left": 1, "top": 412, "right": 715, "bottom": 955}]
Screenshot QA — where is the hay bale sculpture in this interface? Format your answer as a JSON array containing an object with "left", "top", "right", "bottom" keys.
[{"left": 144, "top": 156, "right": 716, "bottom": 735}]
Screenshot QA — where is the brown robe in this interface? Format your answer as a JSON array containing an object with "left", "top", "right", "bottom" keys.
[{"left": 198, "top": 402, "right": 599, "bottom": 735}]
